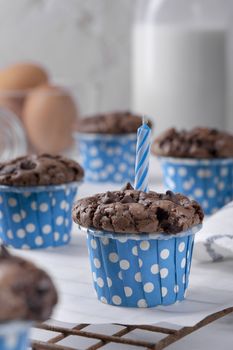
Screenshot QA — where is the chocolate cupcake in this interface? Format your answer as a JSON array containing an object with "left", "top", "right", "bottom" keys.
[
  {"left": 0, "top": 245, "right": 57, "bottom": 350},
  {"left": 73, "top": 184, "right": 203, "bottom": 308},
  {"left": 152, "top": 127, "right": 233, "bottom": 158},
  {"left": 75, "top": 111, "right": 149, "bottom": 183},
  {"left": 152, "top": 128, "right": 233, "bottom": 215},
  {"left": 77, "top": 111, "right": 148, "bottom": 134},
  {"left": 0, "top": 154, "right": 84, "bottom": 249}
]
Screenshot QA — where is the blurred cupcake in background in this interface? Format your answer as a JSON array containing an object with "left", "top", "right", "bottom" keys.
[
  {"left": 152, "top": 127, "right": 233, "bottom": 215},
  {"left": 0, "top": 245, "right": 57, "bottom": 350},
  {"left": 75, "top": 111, "right": 152, "bottom": 184},
  {"left": 0, "top": 154, "right": 84, "bottom": 249}
]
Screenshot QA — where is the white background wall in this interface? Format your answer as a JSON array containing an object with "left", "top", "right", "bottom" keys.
[
  {"left": 0, "top": 0, "right": 232, "bottom": 131},
  {"left": 0, "top": 0, "right": 134, "bottom": 113}
]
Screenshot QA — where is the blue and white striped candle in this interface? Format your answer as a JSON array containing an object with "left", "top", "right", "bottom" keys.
[{"left": 134, "top": 117, "right": 151, "bottom": 192}]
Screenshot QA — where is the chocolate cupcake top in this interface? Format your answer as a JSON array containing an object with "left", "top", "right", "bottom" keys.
[
  {"left": 0, "top": 246, "right": 58, "bottom": 322},
  {"left": 77, "top": 111, "right": 150, "bottom": 134},
  {"left": 0, "top": 154, "right": 84, "bottom": 186},
  {"left": 152, "top": 127, "right": 233, "bottom": 159},
  {"left": 73, "top": 183, "right": 204, "bottom": 234}
]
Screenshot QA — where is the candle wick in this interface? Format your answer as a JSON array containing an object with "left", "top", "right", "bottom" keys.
[{"left": 142, "top": 115, "right": 147, "bottom": 125}]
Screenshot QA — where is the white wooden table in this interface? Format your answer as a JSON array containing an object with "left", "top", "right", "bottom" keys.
[{"left": 14, "top": 166, "right": 233, "bottom": 349}]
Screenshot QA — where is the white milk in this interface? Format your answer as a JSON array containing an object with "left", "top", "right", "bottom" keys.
[{"left": 131, "top": 25, "right": 228, "bottom": 134}]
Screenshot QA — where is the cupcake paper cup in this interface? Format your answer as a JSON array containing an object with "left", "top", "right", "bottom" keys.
[
  {"left": 160, "top": 157, "right": 233, "bottom": 215},
  {"left": 0, "top": 182, "right": 79, "bottom": 249},
  {"left": 81, "top": 224, "right": 201, "bottom": 308},
  {"left": 75, "top": 133, "right": 137, "bottom": 183},
  {"left": 0, "top": 322, "right": 30, "bottom": 350}
]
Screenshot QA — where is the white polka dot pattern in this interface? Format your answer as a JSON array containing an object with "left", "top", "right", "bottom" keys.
[
  {"left": 39, "top": 203, "right": 49, "bottom": 212},
  {"left": 181, "top": 258, "right": 186, "bottom": 269},
  {"left": 12, "top": 214, "right": 21, "bottom": 223},
  {"left": 178, "top": 242, "right": 185, "bottom": 253},
  {"left": 107, "top": 277, "right": 112, "bottom": 287},
  {"left": 56, "top": 216, "right": 64, "bottom": 225},
  {"left": 109, "top": 253, "right": 119, "bottom": 263},
  {"left": 0, "top": 184, "right": 77, "bottom": 249},
  {"left": 35, "top": 236, "right": 43, "bottom": 246},
  {"left": 112, "top": 295, "right": 122, "bottom": 305},
  {"left": 94, "top": 258, "right": 101, "bottom": 268},
  {"left": 162, "top": 287, "right": 168, "bottom": 297},
  {"left": 162, "top": 159, "right": 233, "bottom": 215},
  {"left": 42, "top": 225, "right": 52, "bottom": 234},
  {"left": 1, "top": 328, "right": 29, "bottom": 350},
  {"left": 20, "top": 210, "right": 26, "bottom": 219},
  {"left": 140, "top": 241, "right": 150, "bottom": 251},
  {"left": 160, "top": 268, "right": 169, "bottom": 279},
  {"left": 151, "top": 264, "right": 159, "bottom": 274},
  {"left": 8, "top": 198, "right": 17, "bottom": 207},
  {"left": 135, "top": 272, "right": 142, "bottom": 282},
  {"left": 137, "top": 299, "right": 148, "bottom": 308},
  {"left": 96, "top": 277, "right": 104, "bottom": 287},
  {"left": 160, "top": 249, "right": 170, "bottom": 260},
  {"left": 31, "top": 201, "right": 37, "bottom": 210},
  {"left": 101, "top": 237, "right": 109, "bottom": 245},
  {"left": 100, "top": 296, "right": 107, "bottom": 304},
  {"left": 54, "top": 232, "right": 60, "bottom": 241},
  {"left": 91, "top": 239, "right": 97, "bottom": 249},
  {"left": 78, "top": 134, "right": 137, "bottom": 183},
  {"left": 7, "top": 230, "right": 13, "bottom": 239},
  {"left": 26, "top": 223, "right": 36, "bottom": 233},
  {"left": 132, "top": 246, "right": 138, "bottom": 256},
  {"left": 143, "top": 282, "right": 154, "bottom": 293},
  {"left": 124, "top": 286, "right": 133, "bottom": 297},
  {"left": 119, "top": 259, "right": 130, "bottom": 270},
  {"left": 17, "top": 229, "right": 26, "bottom": 239},
  {"left": 117, "top": 236, "right": 128, "bottom": 243},
  {"left": 86, "top": 228, "right": 196, "bottom": 308}
]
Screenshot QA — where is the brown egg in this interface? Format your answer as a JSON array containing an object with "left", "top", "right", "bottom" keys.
[
  {"left": 23, "top": 85, "right": 79, "bottom": 153},
  {"left": 0, "top": 63, "right": 48, "bottom": 90},
  {"left": 0, "top": 63, "right": 48, "bottom": 118}
]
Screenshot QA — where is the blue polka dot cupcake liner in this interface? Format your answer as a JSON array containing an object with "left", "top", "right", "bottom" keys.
[
  {"left": 160, "top": 157, "right": 233, "bottom": 215},
  {"left": 75, "top": 133, "right": 137, "bottom": 183},
  {"left": 81, "top": 224, "right": 201, "bottom": 308},
  {"left": 0, "top": 182, "right": 79, "bottom": 250},
  {"left": 0, "top": 322, "right": 29, "bottom": 350}
]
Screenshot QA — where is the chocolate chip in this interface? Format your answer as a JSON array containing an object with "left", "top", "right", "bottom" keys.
[
  {"left": 121, "top": 182, "right": 134, "bottom": 191},
  {"left": 120, "top": 195, "right": 136, "bottom": 203},
  {"left": 156, "top": 207, "right": 169, "bottom": 221},
  {"left": 20, "top": 160, "right": 37, "bottom": 170},
  {"left": 166, "top": 190, "right": 174, "bottom": 197},
  {"left": 102, "top": 191, "right": 116, "bottom": 204}
]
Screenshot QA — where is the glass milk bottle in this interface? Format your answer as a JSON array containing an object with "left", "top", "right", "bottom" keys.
[{"left": 131, "top": 0, "right": 233, "bottom": 135}]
